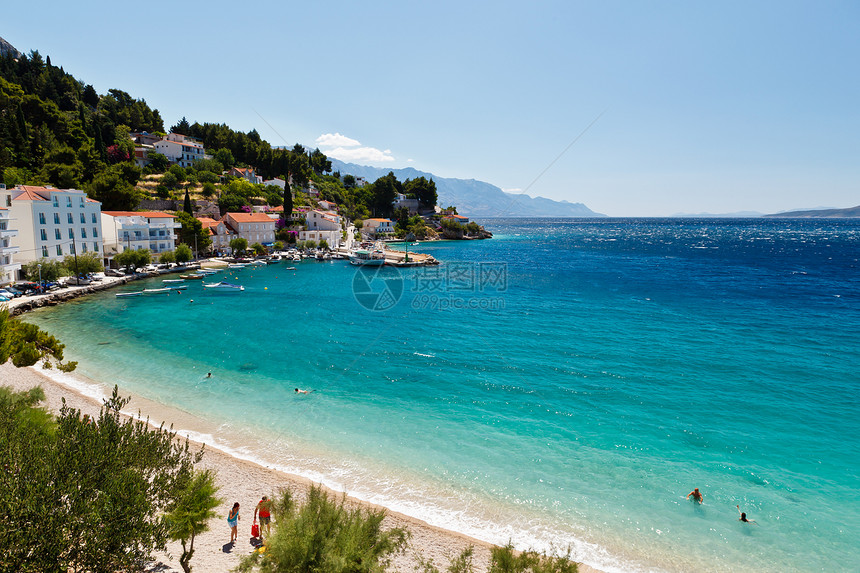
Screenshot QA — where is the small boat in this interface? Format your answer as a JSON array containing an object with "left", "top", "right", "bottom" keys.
[
  {"left": 348, "top": 249, "right": 386, "bottom": 266},
  {"left": 285, "top": 266, "right": 297, "bottom": 271},
  {"left": 180, "top": 274, "right": 204, "bottom": 280},
  {"left": 227, "top": 263, "right": 247, "bottom": 269},
  {"left": 163, "top": 279, "right": 185, "bottom": 283},
  {"left": 143, "top": 288, "right": 172, "bottom": 295},
  {"left": 248, "top": 260, "right": 266, "bottom": 266},
  {"left": 195, "top": 269, "right": 219, "bottom": 275},
  {"left": 167, "top": 284, "right": 188, "bottom": 291},
  {"left": 203, "top": 282, "right": 244, "bottom": 291},
  {"left": 116, "top": 291, "right": 143, "bottom": 298}
]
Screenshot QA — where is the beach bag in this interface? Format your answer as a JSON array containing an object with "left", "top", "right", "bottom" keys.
[{"left": 251, "top": 520, "right": 260, "bottom": 538}]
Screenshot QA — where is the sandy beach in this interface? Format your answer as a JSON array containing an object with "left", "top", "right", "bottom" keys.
[{"left": 0, "top": 361, "right": 601, "bottom": 573}]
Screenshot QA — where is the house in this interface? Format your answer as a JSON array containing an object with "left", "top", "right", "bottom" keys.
[
  {"left": 222, "top": 212, "right": 276, "bottom": 248},
  {"left": 393, "top": 193, "right": 420, "bottom": 215},
  {"left": 0, "top": 186, "right": 21, "bottom": 285},
  {"left": 101, "top": 211, "right": 182, "bottom": 259},
  {"left": 197, "top": 217, "right": 234, "bottom": 254},
  {"left": 153, "top": 133, "right": 205, "bottom": 168},
  {"left": 8, "top": 186, "right": 104, "bottom": 265},
  {"left": 262, "top": 178, "right": 286, "bottom": 190},
  {"left": 443, "top": 214, "right": 470, "bottom": 225},
  {"left": 362, "top": 218, "right": 395, "bottom": 238},
  {"left": 228, "top": 167, "right": 263, "bottom": 185},
  {"left": 317, "top": 200, "right": 337, "bottom": 212},
  {"left": 299, "top": 209, "right": 343, "bottom": 249}
]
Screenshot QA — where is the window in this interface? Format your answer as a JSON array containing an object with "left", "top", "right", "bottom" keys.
[
  {"left": 55, "top": 229, "right": 61, "bottom": 240},
  {"left": 93, "top": 243, "right": 98, "bottom": 252},
  {"left": 68, "top": 213, "right": 73, "bottom": 224},
  {"left": 93, "top": 227, "right": 98, "bottom": 238},
  {"left": 39, "top": 213, "right": 46, "bottom": 224},
  {"left": 54, "top": 213, "right": 60, "bottom": 224},
  {"left": 92, "top": 213, "right": 97, "bottom": 223},
  {"left": 40, "top": 229, "right": 47, "bottom": 241},
  {"left": 68, "top": 229, "right": 74, "bottom": 239},
  {"left": 42, "top": 246, "right": 48, "bottom": 257},
  {"left": 81, "top": 228, "right": 87, "bottom": 239},
  {"left": 80, "top": 213, "right": 85, "bottom": 224},
  {"left": 56, "top": 245, "right": 63, "bottom": 256},
  {"left": 66, "top": 196, "right": 72, "bottom": 207},
  {"left": 79, "top": 196, "right": 84, "bottom": 206},
  {"left": 82, "top": 243, "right": 88, "bottom": 253},
  {"left": 52, "top": 196, "right": 59, "bottom": 207}
]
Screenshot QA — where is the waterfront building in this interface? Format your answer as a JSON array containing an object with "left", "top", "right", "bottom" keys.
[
  {"left": 362, "top": 218, "right": 395, "bottom": 238},
  {"left": 0, "top": 186, "right": 21, "bottom": 285},
  {"left": 101, "top": 211, "right": 181, "bottom": 261},
  {"left": 197, "top": 217, "right": 235, "bottom": 254},
  {"left": 222, "top": 212, "right": 276, "bottom": 248},
  {"left": 443, "top": 214, "right": 470, "bottom": 225},
  {"left": 8, "top": 186, "right": 104, "bottom": 265}
]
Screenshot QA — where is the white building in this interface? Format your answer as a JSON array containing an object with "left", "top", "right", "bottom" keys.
[
  {"left": 101, "top": 211, "right": 182, "bottom": 260},
  {"left": 222, "top": 212, "right": 276, "bottom": 248},
  {"left": 153, "top": 133, "right": 205, "bottom": 168},
  {"left": 198, "top": 217, "right": 235, "bottom": 254},
  {"left": 362, "top": 218, "right": 395, "bottom": 238},
  {"left": 9, "top": 186, "right": 104, "bottom": 264},
  {"left": 298, "top": 209, "right": 344, "bottom": 248},
  {"left": 0, "top": 186, "right": 21, "bottom": 285},
  {"left": 262, "top": 177, "right": 286, "bottom": 190}
]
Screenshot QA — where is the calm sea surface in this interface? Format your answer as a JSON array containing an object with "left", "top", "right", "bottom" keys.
[{"left": 22, "top": 218, "right": 860, "bottom": 572}]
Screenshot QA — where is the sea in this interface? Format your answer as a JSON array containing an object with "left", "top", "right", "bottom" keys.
[{"left": 20, "top": 218, "right": 860, "bottom": 573}]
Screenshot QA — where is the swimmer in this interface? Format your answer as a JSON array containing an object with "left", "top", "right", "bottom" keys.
[
  {"left": 686, "top": 488, "right": 703, "bottom": 504},
  {"left": 737, "top": 505, "right": 757, "bottom": 524},
  {"left": 206, "top": 372, "right": 212, "bottom": 378},
  {"left": 295, "top": 388, "right": 310, "bottom": 394}
]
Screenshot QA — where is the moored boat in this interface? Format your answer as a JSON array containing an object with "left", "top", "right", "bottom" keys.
[
  {"left": 348, "top": 249, "right": 386, "bottom": 266},
  {"left": 180, "top": 274, "right": 204, "bottom": 280},
  {"left": 116, "top": 291, "right": 143, "bottom": 297},
  {"left": 163, "top": 279, "right": 185, "bottom": 283},
  {"left": 202, "top": 281, "right": 244, "bottom": 291},
  {"left": 143, "top": 288, "right": 172, "bottom": 295}
]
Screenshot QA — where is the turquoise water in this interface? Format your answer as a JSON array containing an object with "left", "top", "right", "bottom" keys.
[{"left": 22, "top": 219, "right": 860, "bottom": 572}]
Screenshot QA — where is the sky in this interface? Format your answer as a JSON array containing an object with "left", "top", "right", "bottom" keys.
[{"left": 4, "top": 0, "right": 859, "bottom": 216}]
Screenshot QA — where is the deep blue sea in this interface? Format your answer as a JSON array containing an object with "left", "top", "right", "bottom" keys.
[{"left": 21, "top": 218, "right": 860, "bottom": 572}]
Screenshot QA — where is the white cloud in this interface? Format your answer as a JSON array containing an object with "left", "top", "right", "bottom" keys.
[
  {"left": 325, "top": 146, "right": 396, "bottom": 164},
  {"left": 316, "top": 133, "right": 397, "bottom": 165},
  {"left": 316, "top": 133, "right": 361, "bottom": 148}
]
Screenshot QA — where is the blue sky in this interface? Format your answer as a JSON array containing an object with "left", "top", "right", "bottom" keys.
[{"left": 5, "top": 1, "right": 858, "bottom": 216}]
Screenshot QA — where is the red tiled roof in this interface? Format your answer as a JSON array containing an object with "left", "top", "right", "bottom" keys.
[
  {"left": 13, "top": 187, "right": 49, "bottom": 201},
  {"left": 226, "top": 212, "right": 275, "bottom": 223}
]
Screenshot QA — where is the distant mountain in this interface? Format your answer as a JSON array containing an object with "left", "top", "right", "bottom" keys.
[
  {"left": 764, "top": 205, "right": 860, "bottom": 218},
  {"left": 671, "top": 211, "right": 763, "bottom": 218},
  {"left": 328, "top": 159, "right": 605, "bottom": 218},
  {"left": 0, "top": 36, "right": 21, "bottom": 59}
]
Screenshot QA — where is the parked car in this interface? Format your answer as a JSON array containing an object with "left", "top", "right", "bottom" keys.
[
  {"left": 104, "top": 268, "right": 125, "bottom": 277},
  {"left": 0, "top": 288, "right": 19, "bottom": 299},
  {"left": 65, "top": 276, "right": 92, "bottom": 286},
  {"left": 3, "top": 286, "right": 25, "bottom": 297}
]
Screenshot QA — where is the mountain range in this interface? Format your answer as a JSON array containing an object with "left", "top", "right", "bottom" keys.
[
  {"left": 328, "top": 159, "right": 605, "bottom": 218},
  {"left": 764, "top": 205, "right": 860, "bottom": 218}
]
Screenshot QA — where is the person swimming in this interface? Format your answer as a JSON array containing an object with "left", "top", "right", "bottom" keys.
[
  {"left": 686, "top": 488, "right": 703, "bottom": 503},
  {"left": 295, "top": 388, "right": 310, "bottom": 394},
  {"left": 737, "top": 505, "right": 757, "bottom": 524}
]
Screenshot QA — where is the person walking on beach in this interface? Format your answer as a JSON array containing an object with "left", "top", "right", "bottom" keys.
[
  {"left": 737, "top": 505, "right": 757, "bottom": 524},
  {"left": 254, "top": 496, "right": 272, "bottom": 538},
  {"left": 686, "top": 488, "right": 703, "bottom": 503},
  {"left": 227, "top": 502, "right": 240, "bottom": 543}
]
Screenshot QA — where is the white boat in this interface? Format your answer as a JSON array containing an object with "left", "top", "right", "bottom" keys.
[
  {"left": 167, "top": 284, "right": 188, "bottom": 291},
  {"left": 227, "top": 263, "right": 247, "bottom": 269},
  {"left": 163, "top": 279, "right": 185, "bottom": 283},
  {"left": 285, "top": 266, "right": 297, "bottom": 271},
  {"left": 348, "top": 249, "right": 386, "bottom": 266},
  {"left": 195, "top": 269, "right": 219, "bottom": 275},
  {"left": 248, "top": 260, "right": 266, "bottom": 266},
  {"left": 203, "top": 282, "right": 244, "bottom": 291},
  {"left": 116, "top": 291, "right": 143, "bottom": 298},
  {"left": 143, "top": 288, "right": 172, "bottom": 295}
]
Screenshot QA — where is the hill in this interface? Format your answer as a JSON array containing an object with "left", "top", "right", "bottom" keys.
[
  {"left": 329, "top": 159, "right": 604, "bottom": 218},
  {"left": 764, "top": 205, "right": 860, "bottom": 218},
  {"left": 0, "top": 36, "right": 21, "bottom": 59}
]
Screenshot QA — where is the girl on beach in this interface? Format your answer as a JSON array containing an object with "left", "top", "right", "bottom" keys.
[{"left": 228, "top": 502, "right": 240, "bottom": 543}]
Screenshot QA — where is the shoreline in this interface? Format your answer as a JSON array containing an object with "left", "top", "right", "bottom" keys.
[{"left": 0, "top": 361, "right": 604, "bottom": 573}]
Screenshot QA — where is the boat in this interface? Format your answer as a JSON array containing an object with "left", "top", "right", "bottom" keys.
[
  {"left": 143, "top": 288, "right": 172, "bottom": 295},
  {"left": 227, "top": 263, "right": 247, "bottom": 269},
  {"left": 180, "top": 274, "right": 204, "bottom": 280},
  {"left": 116, "top": 291, "right": 143, "bottom": 298},
  {"left": 167, "top": 284, "right": 188, "bottom": 291},
  {"left": 195, "top": 269, "right": 219, "bottom": 275},
  {"left": 285, "top": 266, "right": 297, "bottom": 271},
  {"left": 202, "top": 282, "right": 244, "bottom": 291},
  {"left": 248, "top": 260, "right": 266, "bottom": 266},
  {"left": 348, "top": 249, "right": 386, "bottom": 266},
  {"left": 163, "top": 279, "right": 185, "bottom": 283}
]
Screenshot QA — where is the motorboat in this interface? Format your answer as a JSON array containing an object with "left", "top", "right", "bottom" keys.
[
  {"left": 203, "top": 282, "right": 244, "bottom": 291},
  {"left": 143, "top": 288, "right": 172, "bottom": 295},
  {"left": 116, "top": 291, "right": 143, "bottom": 298},
  {"left": 348, "top": 249, "right": 386, "bottom": 266},
  {"left": 163, "top": 279, "right": 185, "bottom": 283},
  {"left": 285, "top": 266, "right": 297, "bottom": 271},
  {"left": 180, "top": 274, "right": 204, "bottom": 280},
  {"left": 227, "top": 263, "right": 247, "bottom": 269}
]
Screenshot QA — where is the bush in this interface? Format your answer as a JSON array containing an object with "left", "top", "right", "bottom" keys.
[
  {"left": 237, "top": 485, "right": 408, "bottom": 573},
  {"left": 490, "top": 543, "right": 578, "bottom": 573},
  {"left": 161, "top": 171, "right": 179, "bottom": 190},
  {"left": 201, "top": 182, "right": 216, "bottom": 198},
  {"left": 169, "top": 164, "right": 187, "bottom": 182}
]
